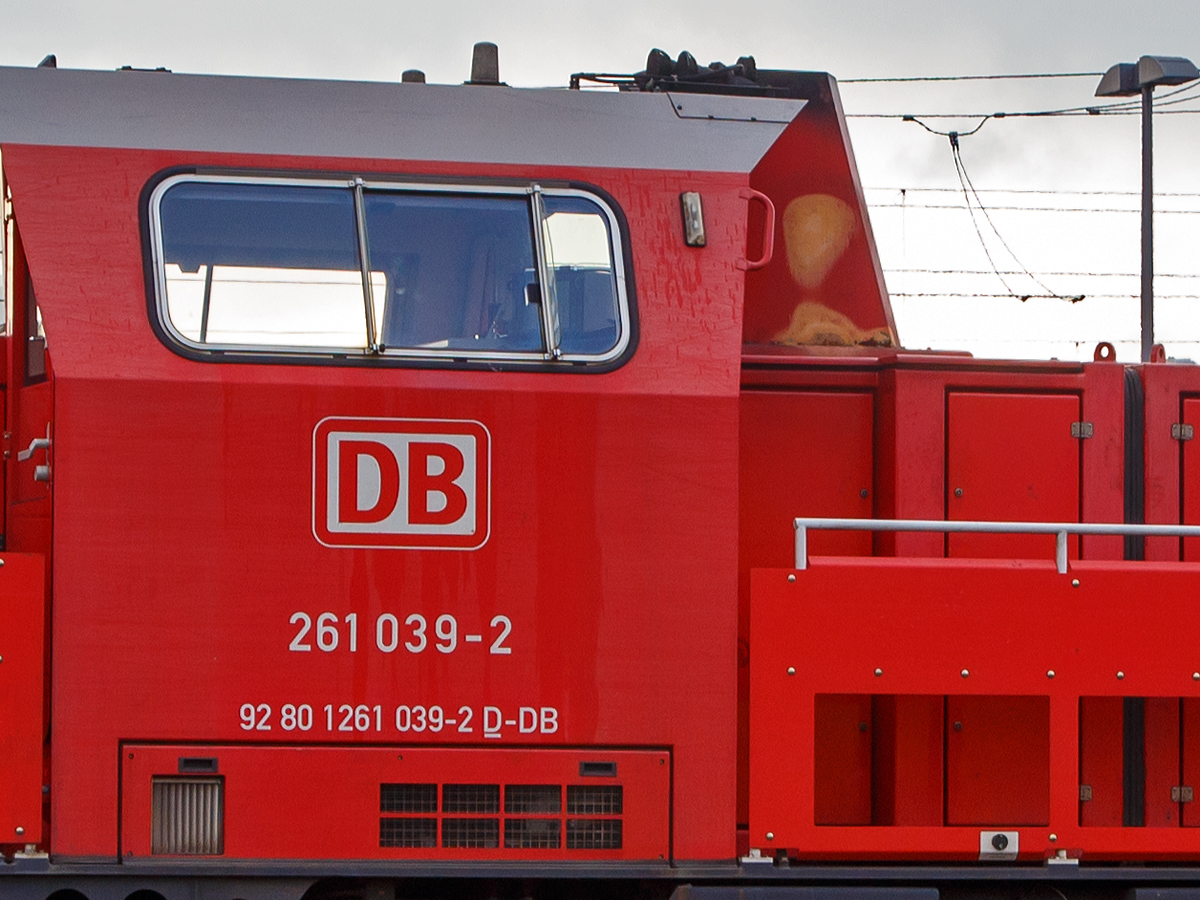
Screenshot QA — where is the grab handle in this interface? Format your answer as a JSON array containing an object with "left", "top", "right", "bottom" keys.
[{"left": 737, "top": 188, "right": 776, "bottom": 271}]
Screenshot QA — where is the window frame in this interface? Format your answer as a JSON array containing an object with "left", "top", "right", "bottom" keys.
[{"left": 146, "top": 171, "right": 634, "bottom": 369}]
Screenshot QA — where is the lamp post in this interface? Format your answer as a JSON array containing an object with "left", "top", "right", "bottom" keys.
[{"left": 1096, "top": 55, "right": 1199, "bottom": 363}]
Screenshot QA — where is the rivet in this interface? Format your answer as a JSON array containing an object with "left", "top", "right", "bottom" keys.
[
  {"left": 0, "top": 560, "right": 5, "bottom": 567},
  {"left": 954, "top": 487, "right": 964, "bottom": 497},
  {"left": 787, "top": 667, "right": 796, "bottom": 676},
  {"left": 14, "top": 827, "right": 23, "bottom": 836},
  {"left": 961, "top": 668, "right": 970, "bottom": 678},
  {"left": 1071, "top": 579, "right": 1080, "bottom": 588},
  {"left": 1049, "top": 833, "right": 1057, "bottom": 842},
  {"left": 1117, "top": 671, "right": 1125, "bottom": 680},
  {"left": 0, "top": 656, "right": 4, "bottom": 663},
  {"left": 787, "top": 574, "right": 796, "bottom": 583},
  {"left": 874, "top": 668, "right": 883, "bottom": 677},
  {"left": 953, "top": 721, "right": 962, "bottom": 731},
  {"left": 1047, "top": 670, "right": 1055, "bottom": 678},
  {"left": 766, "top": 831, "right": 775, "bottom": 841},
  {"left": 1194, "top": 673, "right": 1199, "bottom": 682}
]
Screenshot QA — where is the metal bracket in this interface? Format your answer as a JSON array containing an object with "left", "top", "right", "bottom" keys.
[
  {"left": 1071, "top": 421, "right": 1094, "bottom": 439},
  {"left": 1080, "top": 784, "right": 1093, "bottom": 801},
  {"left": 1172, "top": 423, "right": 1195, "bottom": 441},
  {"left": 1172, "top": 786, "right": 1194, "bottom": 803},
  {"left": 979, "top": 830, "right": 1018, "bottom": 861}
]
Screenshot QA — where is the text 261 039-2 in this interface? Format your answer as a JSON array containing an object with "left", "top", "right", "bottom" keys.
[{"left": 288, "top": 612, "right": 512, "bottom": 655}]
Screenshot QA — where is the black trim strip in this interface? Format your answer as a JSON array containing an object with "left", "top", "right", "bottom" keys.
[{"left": 1125, "top": 366, "right": 1146, "bottom": 560}]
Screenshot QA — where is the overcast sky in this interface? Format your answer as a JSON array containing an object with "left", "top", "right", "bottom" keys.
[{"left": 4, "top": 0, "right": 1200, "bottom": 361}]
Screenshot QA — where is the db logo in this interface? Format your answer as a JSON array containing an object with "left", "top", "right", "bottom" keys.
[{"left": 313, "top": 417, "right": 490, "bottom": 550}]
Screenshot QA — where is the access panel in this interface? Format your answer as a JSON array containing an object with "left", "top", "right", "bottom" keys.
[
  {"left": 947, "top": 392, "right": 1081, "bottom": 560},
  {"left": 122, "top": 745, "right": 670, "bottom": 861},
  {"left": 1182, "top": 398, "right": 1200, "bottom": 561},
  {"left": 0, "top": 553, "right": 45, "bottom": 846}
]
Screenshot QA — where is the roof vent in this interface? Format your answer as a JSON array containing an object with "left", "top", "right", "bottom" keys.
[
  {"left": 470, "top": 42, "right": 501, "bottom": 85},
  {"left": 401, "top": 69, "right": 426, "bottom": 84},
  {"left": 37, "top": 54, "right": 56, "bottom": 69}
]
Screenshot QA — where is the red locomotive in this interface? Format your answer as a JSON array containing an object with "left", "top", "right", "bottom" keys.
[{"left": 3, "top": 43, "right": 1200, "bottom": 900}]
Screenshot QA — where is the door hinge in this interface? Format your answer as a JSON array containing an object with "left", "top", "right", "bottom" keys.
[
  {"left": 1172, "top": 786, "right": 1194, "bottom": 803},
  {"left": 1071, "top": 421, "right": 1094, "bottom": 439},
  {"left": 1172, "top": 423, "right": 1195, "bottom": 441},
  {"left": 1080, "top": 785, "right": 1093, "bottom": 801}
]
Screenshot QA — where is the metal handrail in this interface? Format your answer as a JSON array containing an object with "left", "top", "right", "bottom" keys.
[{"left": 793, "top": 517, "right": 1200, "bottom": 574}]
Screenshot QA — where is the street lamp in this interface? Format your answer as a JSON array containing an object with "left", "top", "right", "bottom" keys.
[{"left": 1096, "top": 56, "right": 1199, "bottom": 362}]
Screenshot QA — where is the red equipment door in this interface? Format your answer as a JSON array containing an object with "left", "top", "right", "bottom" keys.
[{"left": 947, "top": 392, "right": 1081, "bottom": 560}]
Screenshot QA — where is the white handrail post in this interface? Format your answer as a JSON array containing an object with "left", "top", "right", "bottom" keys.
[
  {"left": 1055, "top": 531, "right": 1068, "bottom": 574},
  {"left": 794, "top": 520, "right": 808, "bottom": 570}
]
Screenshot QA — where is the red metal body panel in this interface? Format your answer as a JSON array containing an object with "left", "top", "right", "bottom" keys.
[
  {"left": 1079, "top": 696, "right": 1123, "bottom": 826},
  {"left": 121, "top": 745, "right": 670, "bottom": 861},
  {"left": 750, "top": 557, "right": 1200, "bottom": 860},
  {"left": 0, "top": 553, "right": 45, "bottom": 845},
  {"left": 1183, "top": 397, "right": 1200, "bottom": 560},
  {"left": 1182, "top": 698, "right": 1200, "bottom": 826},
  {"left": 1142, "top": 365, "right": 1200, "bottom": 561},
  {"left": 947, "top": 393, "right": 1080, "bottom": 560},
  {"left": 812, "top": 694, "right": 872, "bottom": 825},
  {"left": 944, "top": 695, "right": 1049, "bottom": 826},
  {"left": 4, "top": 143, "right": 744, "bottom": 862},
  {"left": 1144, "top": 697, "right": 1182, "bottom": 827},
  {"left": 736, "top": 389, "right": 873, "bottom": 823},
  {"left": 871, "top": 695, "right": 943, "bottom": 826}
]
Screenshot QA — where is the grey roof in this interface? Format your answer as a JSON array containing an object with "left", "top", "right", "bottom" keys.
[{"left": 0, "top": 66, "right": 805, "bottom": 173}]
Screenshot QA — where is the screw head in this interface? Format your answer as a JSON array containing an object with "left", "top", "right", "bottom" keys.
[
  {"left": 1117, "top": 671, "right": 1125, "bottom": 680},
  {"left": 786, "top": 667, "right": 796, "bottom": 676},
  {"left": 1194, "top": 673, "right": 1199, "bottom": 682},
  {"left": 1047, "top": 670, "right": 1056, "bottom": 678},
  {"left": 14, "top": 827, "right": 23, "bottom": 836},
  {"left": 1071, "top": 579, "right": 1080, "bottom": 588},
  {"left": 787, "top": 574, "right": 796, "bottom": 583},
  {"left": 961, "top": 668, "right": 970, "bottom": 678},
  {"left": 1049, "top": 833, "right": 1057, "bottom": 842},
  {"left": 874, "top": 668, "right": 883, "bottom": 677},
  {"left": 954, "top": 487, "right": 964, "bottom": 497},
  {"left": 766, "top": 832, "right": 775, "bottom": 841}
]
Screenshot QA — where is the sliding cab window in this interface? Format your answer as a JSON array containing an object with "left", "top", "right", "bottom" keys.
[{"left": 150, "top": 175, "right": 631, "bottom": 365}]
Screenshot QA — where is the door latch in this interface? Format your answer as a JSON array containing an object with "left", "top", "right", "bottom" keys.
[{"left": 16, "top": 426, "right": 51, "bottom": 483}]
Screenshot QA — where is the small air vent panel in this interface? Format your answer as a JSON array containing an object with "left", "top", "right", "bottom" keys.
[{"left": 151, "top": 776, "right": 224, "bottom": 855}]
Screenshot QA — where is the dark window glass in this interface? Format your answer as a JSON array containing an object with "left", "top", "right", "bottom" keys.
[
  {"left": 542, "top": 195, "right": 621, "bottom": 356},
  {"left": 364, "top": 192, "right": 542, "bottom": 353},
  {"left": 158, "top": 182, "right": 367, "bottom": 348}
]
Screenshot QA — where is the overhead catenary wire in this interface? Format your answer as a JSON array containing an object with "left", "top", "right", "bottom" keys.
[{"left": 840, "top": 71, "right": 1104, "bottom": 84}]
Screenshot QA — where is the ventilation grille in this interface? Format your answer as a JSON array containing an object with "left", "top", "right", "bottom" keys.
[
  {"left": 442, "top": 817, "right": 499, "bottom": 848},
  {"left": 379, "top": 783, "right": 621, "bottom": 851},
  {"left": 381, "top": 783, "right": 437, "bottom": 813},
  {"left": 443, "top": 784, "right": 500, "bottom": 813},
  {"left": 151, "top": 777, "right": 224, "bottom": 855},
  {"left": 505, "top": 785, "right": 561, "bottom": 814},
  {"left": 567, "top": 818, "right": 622, "bottom": 849},
  {"left": 505, "top": 818, "right": 561, "bottom": 848},
  {"left": 568, "top": 785, "right": 623, "bottom": 815},
  {"left": 380, "top": 817, "right": 437, "bottom": 848}
]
